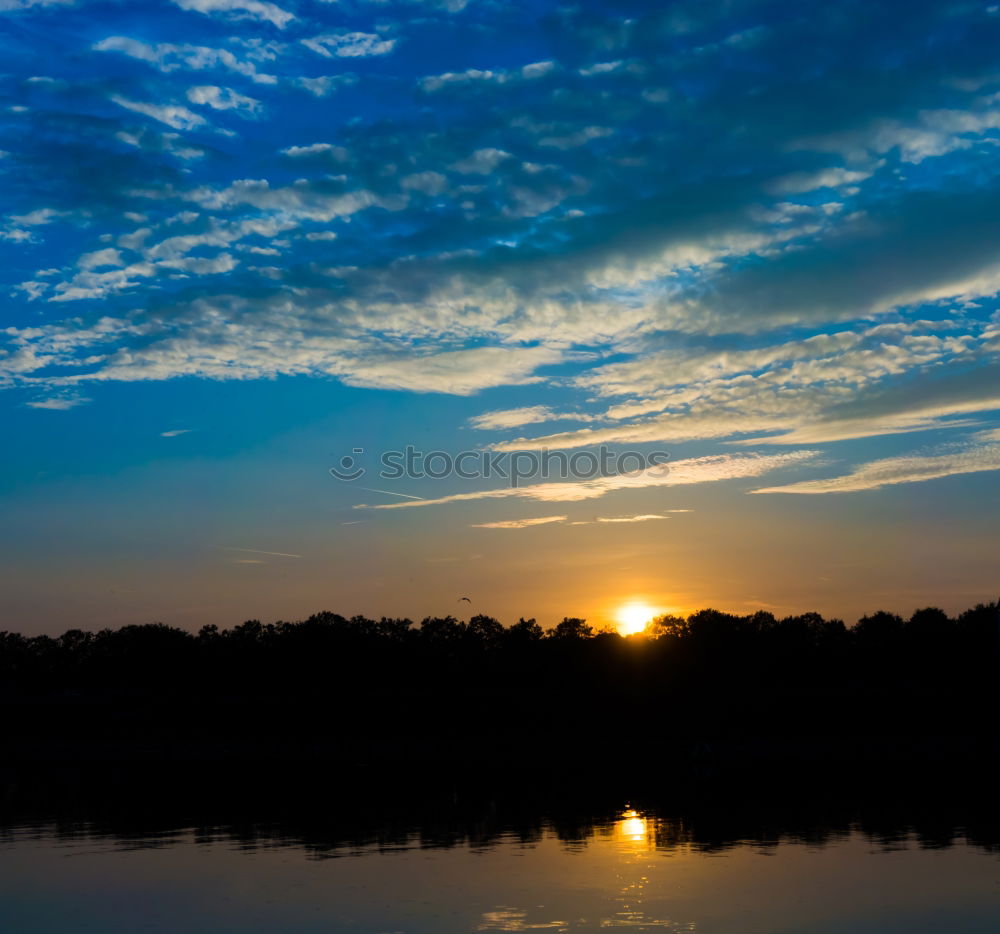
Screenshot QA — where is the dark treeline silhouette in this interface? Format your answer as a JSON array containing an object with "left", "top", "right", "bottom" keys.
[
  {"left": 3, "top": 761, "right": 1000, "bottom": 859},
  {"left": 1, "top": 602, "right": 998, "bottom": 768}
]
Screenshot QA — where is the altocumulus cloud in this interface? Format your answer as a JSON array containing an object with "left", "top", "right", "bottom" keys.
[{"left": 0, "top": 0, "right": 998, "bottom": 500}]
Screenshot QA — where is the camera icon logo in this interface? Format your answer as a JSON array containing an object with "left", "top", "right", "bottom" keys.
[{"left": 329, "top": 448, "right": 366, "bottom": 481}]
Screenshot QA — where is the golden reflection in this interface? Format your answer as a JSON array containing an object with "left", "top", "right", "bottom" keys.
[
  {"left": 478, "top": 811, "right": 693, "bottom": 931},
  {"left": 615, "top": 808, "right": 652, "bottom": 848}
]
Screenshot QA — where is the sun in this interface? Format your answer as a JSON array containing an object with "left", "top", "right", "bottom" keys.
[{"left": 615, "top": 601, "right": 657, "bottom": 636}]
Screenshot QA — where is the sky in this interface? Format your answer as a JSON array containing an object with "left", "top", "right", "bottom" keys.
[{"left": 1, "top": 0, "right": 999, "bottom": 634}]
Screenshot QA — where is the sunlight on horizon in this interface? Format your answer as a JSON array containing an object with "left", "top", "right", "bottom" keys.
[{"left": 614, "top": 601, "right": 659, "bottom": 636}]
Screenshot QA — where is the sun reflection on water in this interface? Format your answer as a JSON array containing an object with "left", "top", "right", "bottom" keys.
[{"left": 617, "top": 809, "right": 649, "bottom": 845}]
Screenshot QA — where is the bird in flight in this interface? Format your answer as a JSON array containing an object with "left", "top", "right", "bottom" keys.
[{"left": 458, "top": 596, "right": 472, "bottom": 603}]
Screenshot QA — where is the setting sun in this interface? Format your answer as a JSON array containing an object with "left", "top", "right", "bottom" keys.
[{"left": 615, "top": 601, "right": 658, "bottom": 636}]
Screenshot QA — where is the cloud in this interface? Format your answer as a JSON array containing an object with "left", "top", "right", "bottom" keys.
[
  {"left": 8, "top": 208, "right": 65, "bottom": 226},
  {"left": 469, "top": 406, "right": 559, "bottom": 430},
  {"left": 594, "top": 513, "right": 672, "bottom": 523},
  {"left": 186, "top": 86, "right": 262, "bottom": 117},
  {"left": 6, "top": 0, "right": 1000, "bottom": 449},
  {"left": 110, "top": 96, "right": 208, "bottom": 131},
  {"left": 115, "top": 127, "right": 205, "bottom": 161},
  {"left": 753, "top": 444, "right": 1000, "bottom": 494},
  {"left": 78, "top": 248, "right": 123, "bottom": 270},
  {"left": 400, "top": 171, "right": 448, "bottom": 195},
  {"left": 183, "top": 178, "right": 393, "bottom": 222},
  {"left": 223, "top": 546, "right": 301, "bottom": 557},
  {"left": 281, "top": 143, "right": 349, "bottom": 160},
  {"left": 160, "top": 428, "right": 194, "bottom": 437},
  {"left": 302, "top": 33, "right": 396, "bottom": 59},
  {"left": 493, "top": 323, "right": 999, "bottom": 450},
  {"left": 359, "top": 450, "right": 818, "bottom": 510},
  {"left": 171, "top": 0, "right": 294, "bottom": 29},
  {"left": 336, "top": 346, "right": 564, "bottom": 395},
  {"left": 766, "top": 165, "right": 875, "bottom": 194},
  {"left": 450, "top": 148, "right": 512, "bottom": 174},
  {"left": 94, "top": 37, "right": 277, "bottom": 83},
  {"left": 25, "top": 394, "right": 91, "bottom": 410},
  {"left": 294, "top": 75, "right": 358, "bottom": 97},
  {"left": 0, "top": 0, "right": 74, "bottom": 9},
  {"left": 419, "top": 61, "right": 554, "bottom": 92},
  {"left": 471, "top": 515, "right": 567, "bottom": 528},
  {"left": 469, "top": 405, "right": 594, "bottom": 430}
]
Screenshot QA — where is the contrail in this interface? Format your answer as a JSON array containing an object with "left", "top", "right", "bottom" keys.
[
  {"left": 225, "top": 547, "right": 302, "bottom": 558},
  {"left": 358, "top": 487, "right": 426, "bottom": 500}
]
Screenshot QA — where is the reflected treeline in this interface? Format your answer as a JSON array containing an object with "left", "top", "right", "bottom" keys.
[
  {"left": 2, "top": 766, "right": 1000, "bottom": 859},
  {"left": 0, "top": 603, "right": 998, "bottom": 764}
]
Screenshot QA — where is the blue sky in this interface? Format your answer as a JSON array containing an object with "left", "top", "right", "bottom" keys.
[{"left": 2, "top": 0, "right": 999, "bottom": 632}]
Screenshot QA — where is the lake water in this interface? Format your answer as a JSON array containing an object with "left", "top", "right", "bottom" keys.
[{"left": 2, "top": 799, "right": 999, "bottom": 933}]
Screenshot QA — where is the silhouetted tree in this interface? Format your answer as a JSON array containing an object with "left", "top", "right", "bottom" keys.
[{"left": 548, "top": 617, "right": 593, "bottom": 640}]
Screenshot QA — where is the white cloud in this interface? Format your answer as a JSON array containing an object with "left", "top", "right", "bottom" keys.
[
  {"left": 48, "top": 262, "right": 161, "bottom": 302},
  {"left": 594, "top": 513, "right": 672, "bottom": 523},
  {"left": 471, "top": 515, "right": 567, "bottom": 528},
  {"left": 450, "top": 148, "right": 512, "bottom": 174},
  {"left": 94, "top": 37, "right": 277, "bottom": 84},
  {"left": 78, "top": 248, "right": 123, "bottom": 270},
  {"left": 8, "top": 208, "right": 65, "bottom": 226},
  {"left": 295, "top": 75, "right": 358, "bottom": 97},
  {"left": 796, "top": 107, "right": 1000, "bottom": 164},
  {"left": 521, "top": 61, "right": 555, "bottom": 79},
  {"left": 735, "top": 396, "right": 1000, "bottom": 445},
  {"left": 281, "top": 143, "right": 349, "bottom": 160},
  {"left": 111, "top": 96, "right": 207, "bottom": 131},
  {"left": 491, "top": 322, "right": 997, "bottom": 451},
  {"left": 469, "top": 405, "right": 559, "bottom": 430},
  {"left": 766, "top": 165, "right": 875, "bottom": 194},
  {"left": 14, "top": 280, "right": 48, "bottom": 300},
  {"left": 420, "top": 68, "right": 497, "bottom": 92},
  {"left": 160, "top": 428, "right": 194, "bottom": 437},
  {"left": 26, "top": 394, "right": 90, "bottom": 410},
  {"left": 336, "top": 346, "right": 564, "bottom": 395},
  {"left": 302, "top": 32, "right": 396, "bottom": 59},
  {"left": 490, "top": 413, "right": 792, "bottom": 451},
  {"left": 115, "top": 127, "right": 205, "bottom": 160},
  {"left": 420, "top": 62, "right": 553, "bottom": 93},
  {"left": 181, "top": 178, "right": 396, "bottom": 223},
  {"left": 753, "top": 443, "right": 1000, "bottom": 494},
  {"left": 359, "top": 450, "right": 819, "bottom": 510},
  {"left": 579, "top": 61, "right": 623, "bottom": 76},
  {"left": 400, "top": 171, "right": 448, "bottom": 195},
  {"left": 171, "top": 0, "right": 294, "bottom": 29},
  {"left": 186, "top": 86, "right": 262, "bottom": 117},
  {"left": 0, "top": 0, "right": 74, "bottom": 9}
]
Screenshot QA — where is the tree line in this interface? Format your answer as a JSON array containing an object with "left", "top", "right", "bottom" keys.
[
  {"left": 0, "top": 602, "right": 997, "bottom": 751},
  {"left": 1, "top": 602, "right": 997, "bottom": 692}
]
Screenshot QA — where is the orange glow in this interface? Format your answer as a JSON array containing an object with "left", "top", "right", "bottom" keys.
[
  {"left": 614, "top": 808, "right": 652, "bottom": 850},
  {"left": 614, "top": 601, "right": 657, "bottom": 635}
]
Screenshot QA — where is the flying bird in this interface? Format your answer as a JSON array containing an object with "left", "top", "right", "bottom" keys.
[{"left": 458, "top": 596, "right": 472, "bottom": 603}]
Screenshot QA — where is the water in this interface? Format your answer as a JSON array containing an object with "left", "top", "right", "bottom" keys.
[{"left": 2, "top": 804, "right": 999, "bottom": 932}]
